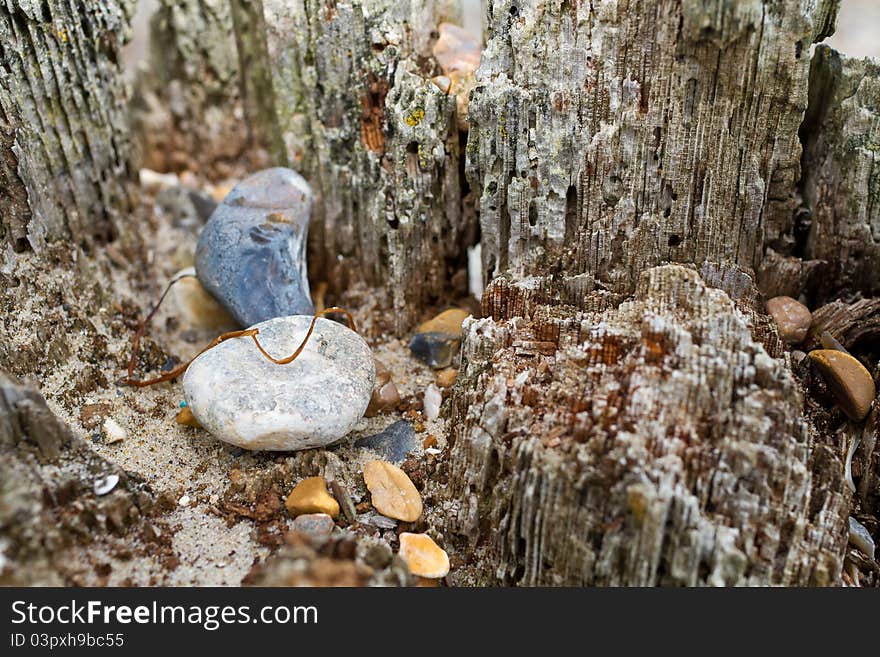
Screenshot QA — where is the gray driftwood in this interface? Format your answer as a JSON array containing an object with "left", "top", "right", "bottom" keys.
[
  {"left": 251, "top": 0, "right": 477, "bottom": 330},
  {"left": 0, "top": 372, "right": 152, "bottom": 585},
  {"left": 439, "top": 266, "right": 848, "bottom": 585},
  {"left": 797, "top": 46, "right": 880, "bottom": 302},
  {"left": 431, "top": 0, "right": 875, "bottom": 586},
  {"left": 467, "top": 0, "right": 837, "bottom": 293},
  {"left": 131, "top": 0, "right": 251, "bottom": 177},
  {"left": 0, "top": 0, "right": 136, "bottom": 253},
  {"left": 1, "top": 0, "right": 878, "bottom": 587}
]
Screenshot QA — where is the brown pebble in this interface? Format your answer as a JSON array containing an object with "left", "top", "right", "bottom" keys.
[
  {"left": 365, "top": 359, "right": 401, "bottom": 417},
  {"left": 399, "top": 533, "right": 450, "bottom": 579},
  {"left": 175, "top": 406, "right": 202, "bottom": 428},
  {"left": 766, "top": 296, "right": 812, "bottom": 344},
  {"left": 365, "top": 381, "right": 401, "bottom": 417},
  {"left": 416, "top": 576, "right": 442, "bottom": 587},
  {"left": 423, "top": 434, "right": 438, "bottom": 449},
  {"left": 436, "top": 368, "right": 458, "bottom": 388},
  {"left": 80, "top": 402, "right": 112, "bottom": 430},
  {"left": 363, "top": 460, "right": 423, "bottom": 522},
  {"left": 285, "top": 477, "right": 340, "bottom": 518},
  {"left": 808, "top": 349, "right": 876, "bottom": 421}
]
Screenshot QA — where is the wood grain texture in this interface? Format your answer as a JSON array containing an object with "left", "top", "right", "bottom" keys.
[
  {"left": 256, "top": 0, "right": 477, "bottom": 331},
  {"left": 0, "top": 0, "right": 136, "bottom": 253},
  {"left": 795, "top": 45, "right": 880, "bottom": 302},
  {"left": 0, "top": 371, "right": 152, "bottom": 585},
  {"left": 131, "top": 0, "right": 250, "bottom": 177},
  {"left": 438, "top": 265, "right": 849, "bottom": 585},
  {"left": 467, "top": 0, "right": 834, "bottom": 293}
]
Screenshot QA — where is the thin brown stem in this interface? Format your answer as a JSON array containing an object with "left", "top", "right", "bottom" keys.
[{"left": 121, "top": 303, "right": 357, "bottom": 388}]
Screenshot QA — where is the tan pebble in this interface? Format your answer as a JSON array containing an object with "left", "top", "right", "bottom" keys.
[
  {"left": 432, "top": 23, "right": 481, "bottom": 76},
  {"left": 399, "top": 533, "right": 450, "bottom": 579},
  {"left": 436, "top": 367, "right": 457, "bottom": 388},
  {"left": 808, "top": 349, "right": 876, "bottom": 421},
  {"left": 210, "top": 182, "right": 235, "bottom": 203},
  {"left": 363, "top": 460, "right": 422, "bottom": 522},
  {"left": 171, "top": 267, "right": 236, "bottom": 331},
  {"left": 285, "top": 477, "right": 340, "bottom": 518},
  {"left": 766, "top": 296, "right": 812, "bottom": 344},
  {"left": 175, "top": 407, "right": 202, "bottom": 428},
  {"left": 415, "top": 308, "right": 470, "bottom": 337},
  {"left": 364, "top": 381, "right": 400, "bottom": 417}
]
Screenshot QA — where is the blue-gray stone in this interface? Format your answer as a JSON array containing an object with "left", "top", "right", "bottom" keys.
[
  {"left": 195, "top": 168, "right": 314, "bottom": 327},
  {"left": 354, "top": 420, "right": 419, "bottom": 463}
]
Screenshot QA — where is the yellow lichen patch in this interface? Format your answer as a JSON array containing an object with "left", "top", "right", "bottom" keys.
[
  {"left": 285, "top": 477, "right": 340, "bottom": 518},
  {"left": 404, "top": 107, "right": 425, "bottom": 127}
]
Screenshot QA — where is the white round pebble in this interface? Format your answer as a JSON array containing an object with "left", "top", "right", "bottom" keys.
[
  {"left": 183, "top": 315, "right": 375, "bottom": 451},
  {"left": 178, "top": 494, "right": 191, "bottom": 507}
]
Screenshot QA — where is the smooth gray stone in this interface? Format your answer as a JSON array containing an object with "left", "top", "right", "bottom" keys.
[
  {"left": 183, "top": 315, "right": 375, "bottom": 451},
  {"left": 408, "top": 332, "right": 460, "bottom": 369},
  {"left": 291, "top": 513, "right": 335, "bottom": 538},
  {"left": 195, "top": 168, "right": 314, "bottom": 327},
  {"left": 354, "top": 420, "right": 419, "bottom": 463},
  {"left": 848, "top": 516, "right": 876, "bottom": 559}
]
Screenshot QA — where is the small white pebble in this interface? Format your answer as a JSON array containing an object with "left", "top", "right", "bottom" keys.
[
  {"left": 209, "top": 494, "right": 219, "bottom": 505},
  {"left": 93, "top": 474, "right": 119, "bottom": 496},
  {"left": 468, "top": 243, "right": 483, "bottom": 301},
  {"left": 139, "top": 168, "right": 179, "bottom": 192},
  {"left": 425, "top": 447, "right": 442, "bottom": 456},
  {"left": 103, "top": 417, "right": 127, "bottom": 444},
  {"left": 424, "top": 384, "right": 442, "bottom": 421},
  {"left": 178, "top": 494, "right": 191, "bottom": 507}
]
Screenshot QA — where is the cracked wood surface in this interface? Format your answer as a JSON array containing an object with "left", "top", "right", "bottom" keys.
[
  {"left": 0, "top": 0, "right": 136, "bottom": 253},
  {"left": 796, "top": 45, "right": 880, "bottom": 303},
  {"left": 467, "top": 0, "right": 835, "bottom": 292},
  {"left": 254, "top": 0, "right": 477, "bottom": 331},
  {"left": 441, "top": 265, "right": 849, "bottom": 585}
]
